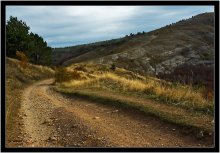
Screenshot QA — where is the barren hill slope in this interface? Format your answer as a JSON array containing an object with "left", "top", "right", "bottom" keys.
[{"left": 53, "top": 12, "right": 214, "bottom": 76}]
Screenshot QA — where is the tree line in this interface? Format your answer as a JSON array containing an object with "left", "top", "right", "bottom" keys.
[
  {"left": 6, "top": 16, "right": 52, "bottom": 65},
  {"left": 125, "top": 31, "right": 145, "bottom": 37}
]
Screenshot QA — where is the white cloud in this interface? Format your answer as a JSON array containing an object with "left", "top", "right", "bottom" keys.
[{"left": 6, "top": 6, "right": 214, "bottom": 47}]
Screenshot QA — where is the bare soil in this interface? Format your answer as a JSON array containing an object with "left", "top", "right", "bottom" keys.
[{"left": 18, "top": 79, "right": 213, "bottom": 147}]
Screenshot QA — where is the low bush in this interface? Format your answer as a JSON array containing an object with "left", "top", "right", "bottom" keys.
[
  {"left": 16, "top": 51, "right": 29, "bottom": 68},
  {"left": 74, "top": 65, "right": 87, "bottom": 72},
  {"left": 110, "top": 63, "right": 116, "bottom": 71},
  {"left": 55, "top": 67, "right": 82, "bottom": 83}
]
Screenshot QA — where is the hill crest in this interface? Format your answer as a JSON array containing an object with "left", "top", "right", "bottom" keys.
[{"left": 52, "top": 12, "right": 214, "bottom": 82}]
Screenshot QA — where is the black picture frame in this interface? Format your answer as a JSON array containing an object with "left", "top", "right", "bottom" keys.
[{"left": 1, "top": 1, "right": 219, "bottom": 152}]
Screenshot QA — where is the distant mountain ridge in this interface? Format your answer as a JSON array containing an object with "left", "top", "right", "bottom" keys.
[{"left": 52, "top": 12, "right": 214, "bottom": 77}]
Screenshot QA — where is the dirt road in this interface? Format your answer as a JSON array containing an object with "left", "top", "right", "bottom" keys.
[{"left": 19, "top": 79, "right": 212, "bottom": 147}]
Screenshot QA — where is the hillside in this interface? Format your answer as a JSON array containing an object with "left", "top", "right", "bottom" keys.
[
  {"left": 53, "top": 12, "right": 214, "bottom": 74},
  {"left": 5, "top": 57, "right": 214, "bottom": 147}
]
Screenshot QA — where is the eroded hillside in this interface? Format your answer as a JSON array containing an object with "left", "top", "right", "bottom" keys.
[{"left": 53, "top": 12, "right": 214, "bottom": 76}]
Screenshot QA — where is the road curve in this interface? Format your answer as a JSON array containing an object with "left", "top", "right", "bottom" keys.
[{"left": 20, "top": 79, "right": 212, "bottom": 147}]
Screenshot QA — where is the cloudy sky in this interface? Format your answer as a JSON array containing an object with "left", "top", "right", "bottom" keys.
[{"left": 6, "top": 6, "right": 214, "bottom": 48}]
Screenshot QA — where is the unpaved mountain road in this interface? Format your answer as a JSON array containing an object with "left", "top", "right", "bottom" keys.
[{"left": 19, "top": 79, "right": 212, "bottom": 147}]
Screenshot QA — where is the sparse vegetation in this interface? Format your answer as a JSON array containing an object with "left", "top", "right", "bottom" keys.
[
  {"left": 52, "top": 13, "right": 214, "bottom": 93},
  {"left": 53, "top": 63, "right": 214, "bottom": 135}
]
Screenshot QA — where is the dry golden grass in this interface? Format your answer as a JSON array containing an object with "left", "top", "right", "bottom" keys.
[
  {"left": 54, "top": 63, "right": 214, "bottom": 135},
  {"left": 54, "top": 87, "right": 213, "bottom": 133},
  {"left": 58, "top": 68, "right": 212, "bottom": 113}
]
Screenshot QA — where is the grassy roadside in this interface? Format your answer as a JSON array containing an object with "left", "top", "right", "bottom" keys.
[
  {"left": 6, "top": 58, "right": 54, "bottom": 147},
  {"left": 53, "top": 86, "right": 214, "bottom": 136},
  {"left": 58, "top": 64, "right": 214, "bottom": 115},
  {"left": 53, "top": 63, "right": 214, "bottom": 138}
]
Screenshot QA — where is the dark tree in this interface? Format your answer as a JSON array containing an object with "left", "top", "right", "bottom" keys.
[
  {"left": 6, "top": 16, "right": 52, "bottom": 65},
  {"left": 27, "top": 33, "right": 52, "bottom": 65},
  {"left": 130, "top": 33, "right": 134, "bottom": 36},
  {"left": 6, "top": 16, "right": 30, "bottom": 57}
]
